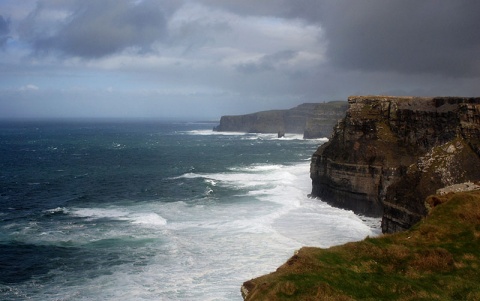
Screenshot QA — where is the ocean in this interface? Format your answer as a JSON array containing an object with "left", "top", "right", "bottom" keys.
[{"left": 0, "top": 121, "right": 380, "bottom": 300}]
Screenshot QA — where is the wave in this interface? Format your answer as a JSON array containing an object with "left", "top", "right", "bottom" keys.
[
  {"left": 227, "top": 164, "right": 283, "bottom": 172},
  {"left": 174, "top": 163, "right": 301, "bottom": 193},
  {"left": 69, "top": 207, "right": 167, "bottom": 227},
  {"left": 182, "top": 129, "right": 329, "bottom": 142},
  {"left": 130, "top": 213, "right": 167, "bottom": 226},
  {"left": 176, "top": 160, "right": 380, "bottom": 230},
  {"left": 44, "top": 207, "right": 67, "bottom": 215},
  {"left": 183, "top": 129, "right": 247, "bottom": 136},
  {"left": 7, "top": 166, "right": 381, "bottom": 301}
]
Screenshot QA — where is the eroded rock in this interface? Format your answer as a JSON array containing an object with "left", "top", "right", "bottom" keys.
[{"left": 310, "top": 95, "right": 480, "bottom": 233}]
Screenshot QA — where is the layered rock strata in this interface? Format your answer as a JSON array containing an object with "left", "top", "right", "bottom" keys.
[
  {"left": 214, "top": 101, "right": 347, "bottom": 138},
  {"left": 310, "top": 95, "right": 480, "bottom": 233}
]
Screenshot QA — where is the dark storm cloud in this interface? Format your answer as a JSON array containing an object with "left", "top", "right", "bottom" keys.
[
  {"left": 315, "top": 0, "right": 480, "bottom": 77},
  {"left": 20, "top": 0, "right": 177, "bottom": 58},
  {"left": 199, "top": 0, "right": 480, "bottom": 78},
  {"left": 0, "top": 15, "right": 10, "bottom": 48},
  {"left": 14, "top": 0, "right": 480, "bottom": 76}
]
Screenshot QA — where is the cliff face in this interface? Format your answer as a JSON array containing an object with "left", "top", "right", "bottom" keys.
[
  {"left": 310, "top": 95, "right": 480, "bottom": 233},
  {"left": 214, "top": 110, "right": 286, "bottom": 133},
  {"left": 214, "top": 101, "right": 347, "bottom": 138}
]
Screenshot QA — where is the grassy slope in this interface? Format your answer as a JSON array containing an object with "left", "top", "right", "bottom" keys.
[{"left": 243, "top": 191, "right": 480, "bottom": 300}]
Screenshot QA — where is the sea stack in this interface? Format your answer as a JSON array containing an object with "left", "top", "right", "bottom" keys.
[{"left": 310, "top": 95, "right": 480, "bottom": 233}]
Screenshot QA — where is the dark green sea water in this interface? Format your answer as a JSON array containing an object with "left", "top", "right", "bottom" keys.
[{"left": 0, "top": 121, "right": 379, "bottom": 300}]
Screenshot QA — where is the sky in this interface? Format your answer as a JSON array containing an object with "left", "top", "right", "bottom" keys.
[{"left": 0, "top": 0, "right": 479, "bottom": 120}]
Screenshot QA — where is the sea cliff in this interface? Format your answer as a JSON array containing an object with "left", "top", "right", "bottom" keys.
[
  {"left": 241, "top": 95, "right": 480, "bottom": 300},
  {"left": 310, "top": 95, "right": 480, "bottom": 233},
  {"left": 214, "top": 101, "right": 347, "bottom": 138}
]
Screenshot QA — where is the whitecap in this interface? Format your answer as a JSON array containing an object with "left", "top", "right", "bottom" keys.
[
  {"left": 183, "top": 130, "right": 247, "bottom": 136},
  {"left": 228, "top": 164, "right": 283, "bottom": 172},
  {"left": 70, "top": 208, "right": 129, "bottom": 220},
  {"left": 171, "top": 172, "right": 203, "bottom": 179},
  {"left": 44, "top": 207, "right": 68, "bottom": 215},
  {"left": 111, "top": 142, "right": 125, "bottom": 149},
  {"left": 204, "top": 179, "right": 217, "bottom": 186},
  {"left": 182, "top": 130, "right": 327, "bottom": 143},
  {"left": 204, "top": 187, "right": 214, "bottom": 196},
  {"left": 242, "top": 133, "right": 307, "bottom": 141},
  {"left": 277, "top": 134, "right": 305, "bottom": 140},
  {"left": 130, "top": 213, "right": 167, "bottom": 226},
  {"left": 69, "top": 207, "right": 168, "bottom": 228}
]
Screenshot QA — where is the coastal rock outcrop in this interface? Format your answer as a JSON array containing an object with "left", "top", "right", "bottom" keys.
[
  {"left": 214, "top": 101, "right": 347, "bottom": 138},
  {"left": 310, "top": 95, "right": 480, "bottom": 233}
]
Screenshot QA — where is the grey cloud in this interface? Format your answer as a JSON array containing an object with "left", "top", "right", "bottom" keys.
[
  {"left": 0, "top": 15, "right": 10, "bottom": 48},
  {"left": 2, "top": 0, "right": 479, "bottom": 122},
  {"left": 199, "top": 0, "right": 480, "bottom": 78},
  {"left": 197, "top": 0, "right": 290, "bottom": 17},
  {"left": 19, "top": 0, "right": 480, "bottom": 77},
  {"left": 169, "top": 18, "right": 232, "bottom": 54},
  {"left": 236, "top": 50, "right": 297, "bottom": 74},
  {"left": 20, "top": 0, "right": 178, "bottom": 58},
  {"left": 315, "top": 0, "right": 480, "bottom": 77}
]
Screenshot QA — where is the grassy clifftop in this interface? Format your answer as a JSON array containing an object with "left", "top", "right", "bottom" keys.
[{"left": 242, "top": 190, "right": 480, "bottom": 300}]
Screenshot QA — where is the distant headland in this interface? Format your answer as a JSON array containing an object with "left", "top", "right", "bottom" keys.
[{"left": 214, "top": 101, "right": 348, "bottom": 139}]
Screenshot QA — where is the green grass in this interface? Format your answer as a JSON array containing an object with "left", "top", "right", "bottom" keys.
[{"left": 243, "top": 190, "right": 480, "bottom": 300}]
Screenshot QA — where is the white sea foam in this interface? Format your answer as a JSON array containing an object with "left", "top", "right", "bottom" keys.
[
  {"left": 228, "top": 164, "right": 283, "bottom": 172},
  {"left": 175, "top": 163, "right": 302, "bottom": 194},
  {"left": 204, "top": 179, "right": 217, "bottom": 186},
  {"left": 70, "top": 208, "right": 168, "bottom": 227},
  {"left": 183, "top": 129, "right": 247, "bottom": 136},
  {"left": 16, "top": 162, "right": 380, "bottom": 301},
  {"left": 70, "top": 208, "right": 130, "bottom": 220},
  {"left": 242, "top": 133, "right": 305, "bottom": 140},
  {"left": 130, "top": 212, "right": 167, "bottom": 226},
  {"left": 44, "top": 207, "right": 68, "bottom": 214},
  {"left": 1, "top": 123, "right": 374, "bottom": 301},
  {"left": 184, "top": 129, "right": 329, "bottom": 142}
]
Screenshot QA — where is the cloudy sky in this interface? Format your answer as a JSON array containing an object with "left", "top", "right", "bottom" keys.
[{"left": 1, "top": 0, "right": 479, "bottom": 120}]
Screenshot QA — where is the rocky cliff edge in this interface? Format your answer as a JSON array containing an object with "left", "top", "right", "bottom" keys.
[{"left": 310, "top": 95, "right": 480, "bottom": 233}]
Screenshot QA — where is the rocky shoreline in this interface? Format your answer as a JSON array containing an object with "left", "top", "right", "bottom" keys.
[{"left": 241, "top": 95, "right": 480, "bottom": 300}]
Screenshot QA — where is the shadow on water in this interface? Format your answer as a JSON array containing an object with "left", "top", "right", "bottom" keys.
[
  {"left": 0, "top": 242, "right": 141, "bottom": 285},
  {"left": 0, "top": 243, "right": 76, "bottom": 284}
]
